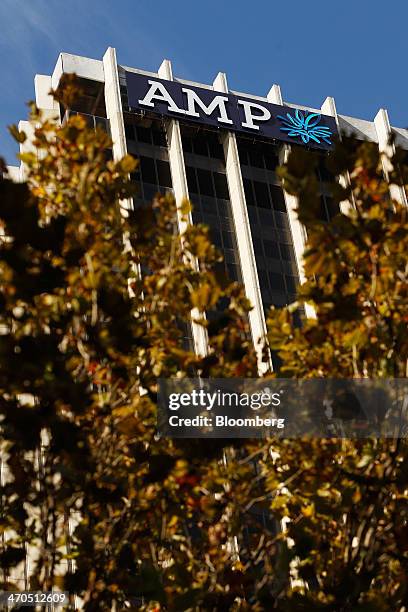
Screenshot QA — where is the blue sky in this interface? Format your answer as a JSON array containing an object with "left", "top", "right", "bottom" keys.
[{"left": 1, "top": 0, "right": 407, "bottom": 164}]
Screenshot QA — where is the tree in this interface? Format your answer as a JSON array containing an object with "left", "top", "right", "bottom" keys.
[
  {"left": 263, "top": 138, "right": 408, "bottom": 610},
  {"left": 0, "top": 78, "right": 407, "bottom": 611}
]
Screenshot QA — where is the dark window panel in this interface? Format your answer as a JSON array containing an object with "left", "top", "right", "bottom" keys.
[
  {"left": 201, "top": 199, "right": 216, "bottom": 214},
  {"left": 243, "top": 178, "right": 255, "bottom": 206},
  {"left": 217, "top": 200, "right": 231, "bottom": 218},
  {"left": 258, "top": 269, "right": 269, "bottom": 289},
  {"left": 326, "top": 197, "right": 339, "bottom": 220},
  {"left": 213, "top": 172, "right": 229, "bottom": 199},
  {"left": 247, "top": 206, "right": 258, "bottom": 225},
  {"left": 275, "top": 212, "right": 289, "bottom": 229},
  {"left": 254, "top": 181, "right": 271, "bottom": 208},
  {"left": 253, "top": 241, "right": 264, "bottom": 256},
  {"left": 285, "top": 275, "right": 298, "bottom": 293},
  {"left": 319, "top": 196, "right": 328, "bottom": 221},
  {"left": 258, "top": 209, "right": 274, "bottom": 227},
  {"left": 193, "top": 133, "right": 208, "bottom": 156},
  {"left": 264, "top": 150, "right": 280, "bottom": 170},
  {"left": 224, "top": 248, "right": 237, "bottom": 264},
  {"left": 186, "top": 166, "right": 198, "bottom": 194},
  {"left": 237, "top": 142, "right": 249, "bottom": 166},
  {"left": 222, "top": 231, "right": 234, "bottom": 249},
  {"left": 211, "top": 228, "right": 223, "bottom": 247},
  {"left": 248, "top": 149, "right": 264, "bottom": 168},
  {"left": 192, "top": 211, "right": 202, "bottom": 224},
  {"left": 143, "top": 183, "right": 158, "bottom": 202},
  {"left": 270, "top": 185, "right": 286, "bottom": 212},
  {"left": 261, "top": 286, "right": 272, "bottom": 302},
  {"left": 125, "top": 123, "right": 135, "bottom": 141},
  {"left": 156, "top": 159, "right": 172, "bottom": 188},
  {"left": 263, "top": 240, "right": 280, "bottom": 259},
  {"left": 269, "top": 272, "right": 286, "bottom": 293},
  {"left": 279, "top": 243, "right": 294, "bottom": 261},
  {"left": 207, "top": 133, "right": 224, "bottom": 160},
  {"left": 152, "top": 128, "right": 167, "bottom": 147},
  {"left": 197, "top": 168, "right": 214, "bottom": 197},
  {"left": 318, "top": 157, "right": 335, "bottom": 182},
  {"left": 227, "top": 264, "right": 240, "bottom": 281},
  {"left": 136, "top": 126, "right": 152, "bottom": 144},
  {"left": 140, "top": 156, "right": 156, "bottom": 184},
  {"left": 182, "top": 135, "right": 193, "bottom": 153},
  {"left": 130, "top": 167, "right": 141, "bottom": 182}
]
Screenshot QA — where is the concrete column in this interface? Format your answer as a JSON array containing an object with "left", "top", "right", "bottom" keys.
[
  {"left": 215, "top": 72, "right": 270, "bottom": 372},
  {"left": 35, "top": 74, "right": 59, "bottom": 118},
  {"left": 17, "top": 120, "right": 36, "bottom": 181},
  {"left": 102, "top": 47, "right": 133, "bottom": 211},
  {"left": 158, "top": 59, "right": 208, "bottom": 357},
  {"left": 267, "top": 85, "right": 314, "bottom": 318},
  {"left": 374, "top": 108, "right": 407, "bottom": 206},
  {"left": 321, "top": 96, "right": 354, "bottom": 215}
]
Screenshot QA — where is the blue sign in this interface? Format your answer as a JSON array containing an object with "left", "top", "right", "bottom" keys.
[{"left": 126, "top": 72, "right": 336, "bottom": 150}]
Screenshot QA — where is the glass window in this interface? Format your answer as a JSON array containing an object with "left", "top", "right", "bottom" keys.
[
  {"left": 258, "top": 209, "right": 274, "bottom": 227},
  {"left": 222, "top": 231, "right": 234, "bottom": 249},
  {"left": 237, "top": 140, "right": 249, "bottom": 165},
  {"left": 125, "top": 124, "right": 135, "bottom": 141},
  {"left": 263, "top": 240, "right": 280, "bottom": 259},
  {"left": 253, "top": 241, "right": 263, "bottom": 256},
  {"left": 224, "top": 248, "right": 237, "bottom": 264},
  {"left": 264, "top": 150, "right": 279, "bottom": 171},
  {"left": 186, "top": 166, "right": 198, "bottom": 194},
  {"left": 275, "top": 212, "right": 289, "bottom": 229},
  {"left": 227, "top": 264, "right": 240, "bottom": 281},
  {"left": 270, "top": 185, "right": 286, "bottom": 212},
  {"left": 156, "top": 160, "right": 172, "bottom": 188},
  {"left": 201, "top": 198, "right": 215, "bottom": 214},
  {"left": 207, "top": 133, "right": 224, "bottom": 160},
  {"left": 152, "top": 128, "right": 166, "bottom": 147},
  {"left": 217, "top": 200, "right": 230, "bottom": 218},
  {"left": 247, "top": 206, "right": 258, "bottom": 225},
  {"left": 326, "top": 197, "right": 339, "bottom": 220},
  {"left": 182, "top": 136, "right": 193, "bottom": 153},
  {"left": 211, "top": 228, "right": 223, "bottom": 247},
  {"left": 279, "top": 243, "right": 294, "bottom": 261},
  {"left": 136, "top": 126, "right": 152, "bottom": 144},
  {"left": 197, "top": 169, "right": 214, "bottom": 197},
  {"left": 143, "top": 183, "right": 157, "bottom": 202},
  {"left": 140, "top": 156, "right": 156, "bottom": 184},
  {"left": 213, "top": 172, "right": 229, "bottom": 199},
  {"left": 248, "top": 149, "right": 264, "bottom": 168},
  {"left": 193, "top": 133, "right": 208, "bottom": 157},
  {"left": 269, "top": 272, "right": 286, "bottom": 292},
  {"left": 243, "top": 178, "right": 255, "bottom": 206},
  {"left": 254, "top": 181, "right": 271, "bottom": 208},
  {"left": 285, "top": 275, "right": 298, "bottom": 293},
  {"left": 258, "top": 269, "right": 269, "bottom": 289}
]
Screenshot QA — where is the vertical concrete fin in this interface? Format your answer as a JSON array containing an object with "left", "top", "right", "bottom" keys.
[
  {"left": 160, "top": 60, "right": 208, "bottom": 356},
  {"left": 374, "top": 108, "right": 406, "bottom": 205},
  {"left": 158, "top": 59, "right": 173, "bottom": 80},
  {"left": 103, "top": 47, "right": 132, "bottom": 210},
  {"left": 214, "top": 71, "right": 270, "bottom": 372},
  {"left": 321, "top": 96, "right": 354, "bottom": 215},
  {"left": 267, "top": 84, "right": 283, "bottom": 105}
]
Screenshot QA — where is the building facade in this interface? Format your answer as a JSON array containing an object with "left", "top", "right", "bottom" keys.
[
  {"left": 4, "top": 47, "right": 408, "bottom": 599},
  {"left": 9, "top": 47, "right": 408, "bottom": 369}
]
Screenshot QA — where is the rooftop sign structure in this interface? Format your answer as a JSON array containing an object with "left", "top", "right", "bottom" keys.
[{"left": 126, "top": 71, "right": 337, "bottom": 149}]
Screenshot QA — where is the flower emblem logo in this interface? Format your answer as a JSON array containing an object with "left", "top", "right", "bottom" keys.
[{"left": 277, "top": 109, "right": 332, "bottom": 145}]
